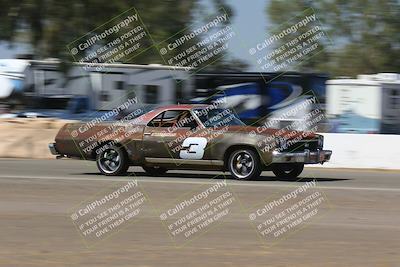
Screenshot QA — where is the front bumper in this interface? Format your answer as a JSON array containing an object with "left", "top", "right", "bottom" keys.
[
  {"left": 48, "top": 143, "right": 59, "bottom": 155},
  {"left": 272, "top": 149, "right": 332, "bottom": 164}
]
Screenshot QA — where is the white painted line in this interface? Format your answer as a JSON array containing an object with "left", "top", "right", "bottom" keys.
[{"left": 1, "top": 175, "right": 400, "bottom": 192}]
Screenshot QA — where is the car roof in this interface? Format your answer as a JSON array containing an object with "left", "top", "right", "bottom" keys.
[{"left": 161, "top": 104, "right": 209, "bottom": 110}]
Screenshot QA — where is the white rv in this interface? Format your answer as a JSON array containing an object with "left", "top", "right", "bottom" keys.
[
  {"left": 25, "top": 60, "right": 194, "bottom": 110},
  {"left": 327, "top": 73, "right": 400, "bottom": 134},
  {"left": 1, "top": 59, "right": 193, "bottom": 110}
]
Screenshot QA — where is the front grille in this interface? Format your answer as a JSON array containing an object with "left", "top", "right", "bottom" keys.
[{"left": 279, "top": 140, "right": 320, "bottom": 152}]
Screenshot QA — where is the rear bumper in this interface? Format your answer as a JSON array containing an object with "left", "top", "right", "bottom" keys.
[
  {"left": 272, "top": 149, "right": 332, "bottom": 164},
  {"left": 48, "top": 143, "right": 59, "bottom": 155}
]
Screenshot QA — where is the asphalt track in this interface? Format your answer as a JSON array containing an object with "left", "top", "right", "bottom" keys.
[{"left": 0, "top": 159, "right": 399, "bottom": 267}]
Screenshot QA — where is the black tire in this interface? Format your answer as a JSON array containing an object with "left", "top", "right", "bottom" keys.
[
  {"left": 228, "top": 148, "right": 262, "bottom": 180},
  {"left": 96, "top": 145, "right": 129, "bottom": 176},
  {"left": 142, "top": 166, "right": 167, "bottom": 176},
  {"left": 272, "top": 163, "right": 304, "bottom": 179}
]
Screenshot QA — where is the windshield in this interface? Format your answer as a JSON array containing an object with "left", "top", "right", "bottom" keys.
[{"left": 193, "top": 108, "right": 245, "bottom": 127}]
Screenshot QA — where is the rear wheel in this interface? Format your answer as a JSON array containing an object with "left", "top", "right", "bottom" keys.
[
  {"left": 96, "top": 145, "right": 129, "bottom": 176},
  {"left": 272, "top": 163, "right": 304, "bottom": 179},
  {"left": 228, "top": 149, "right": 262, "bottom": 180},
  {"left": 142, "top": 166, "right": 167, "bottom": 176}
]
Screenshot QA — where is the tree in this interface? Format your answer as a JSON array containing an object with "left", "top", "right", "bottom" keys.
[
  {"left": 0, "top": 0, "right": 246, "bottom": 71},
  {"left": 267, "top": 0, "right": 400, "bottom": 77}
]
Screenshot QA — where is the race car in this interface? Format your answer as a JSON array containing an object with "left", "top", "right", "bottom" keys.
[{"left": 49, "top": 104, "right": 332, "bottom": 180}]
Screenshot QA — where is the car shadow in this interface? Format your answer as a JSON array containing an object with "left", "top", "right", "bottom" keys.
[
  {"left": 132, "top": 171, "right": 223, "bottom": 180},
  {"left": 78, "top": 171, "right": 351, "bottom": 183},
  {"left": 79, "top": 171, "right": 218, "bottom": 180},
  {"left": 254, "top": 176, "right": 351, "bottom": 182}
]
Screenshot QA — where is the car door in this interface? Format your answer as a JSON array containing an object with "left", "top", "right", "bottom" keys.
[
  {"left": 142, "top": 110, "right": 175, "bottom": 159},
  {"left": 142, "top": 109, "right": 211, "bottom": 162}
]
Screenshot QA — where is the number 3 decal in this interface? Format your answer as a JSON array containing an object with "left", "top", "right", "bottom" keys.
[{"left": 180, "top": 137, "right": 208, "bottom": 160}]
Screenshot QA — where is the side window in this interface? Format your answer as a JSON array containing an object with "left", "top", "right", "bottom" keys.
[
  {"left": 147, "top": 110, "right": 199, "bottom": 129},
  {"left": 163, "top": 110, "right": 182, "bottom": 120},
  {"left": 100, "top": 90, "right": 110, "bottom": 101},
  {"left": 175, "top": 80, "right": 184, "bottom": 103},
  {"left": 176, "top": 111, "right": 198, "bottom": 129},
  {"left": 115, "top": 81, "right": 124, "bottom": 90},
  {"left": 390, "top": 89, "right": 399, "bottom": 109},
  {"left": 147, "top": 110, "right": 182, "bottom": 128},
  {"left": 148, "top": 113, "right": 164, "bottom": 127},
  {"left": 145, "top": 85, "right": 159, "bottom": 104},
  {"left": 126, "top": 85, "right": 137, "bottom": 101}
]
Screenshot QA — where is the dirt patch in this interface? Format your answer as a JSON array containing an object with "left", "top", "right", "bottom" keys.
[{"left": 0, "top": 118, "right": 73, "bottom": 158}]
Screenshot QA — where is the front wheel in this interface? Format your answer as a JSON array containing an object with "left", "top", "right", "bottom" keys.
[
  {"left": 272, "top": 163, "right": 304, "bottom": 179},
  {"left": 228, "top": 149, "right": 262, "bottom": 180},
  {"left": 96, "top": 145, "right": 129, "bottom": 176}
]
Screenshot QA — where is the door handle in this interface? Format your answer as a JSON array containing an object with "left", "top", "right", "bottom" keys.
[{"left": 144, "top": 132, "right": 152, "bottom": 136}]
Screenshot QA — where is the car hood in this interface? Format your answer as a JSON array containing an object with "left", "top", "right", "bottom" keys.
[{"left": 217, "top": 125, "right": 319, "bottom": 140}]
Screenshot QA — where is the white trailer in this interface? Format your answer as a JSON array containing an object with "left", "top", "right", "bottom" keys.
[
  {"left": 25, "top": 60, "right": 194, "bottom": 110},
  {"left": 1, "top": 59, "right": 193, "bottom": 110},
  {"left": 327, "top": 73, "right": 400, "bottom": 134}
]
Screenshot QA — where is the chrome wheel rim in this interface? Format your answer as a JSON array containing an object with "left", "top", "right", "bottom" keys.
[
  {"left": 98, "top": 148, "right": 121, "bottom": 174},
  {"left": 231, "top": 150, "right": 254, "bottom": 179}
]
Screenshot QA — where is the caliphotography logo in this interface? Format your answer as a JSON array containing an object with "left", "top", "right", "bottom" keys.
[{"left": 1, "top": 1, "right": 399, "bottom": 267}]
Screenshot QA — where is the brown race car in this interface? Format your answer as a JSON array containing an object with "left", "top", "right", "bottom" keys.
[{"left": 49, "top": 104, "right": 332, "bottom": 180}]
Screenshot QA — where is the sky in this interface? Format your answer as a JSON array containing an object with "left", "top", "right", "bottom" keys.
[
  {"left": 225, "top": 0, "right": 269, "bottom": 71},
  {"left": 0, "top": 0, "right": 269, "bottom": 71}
]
